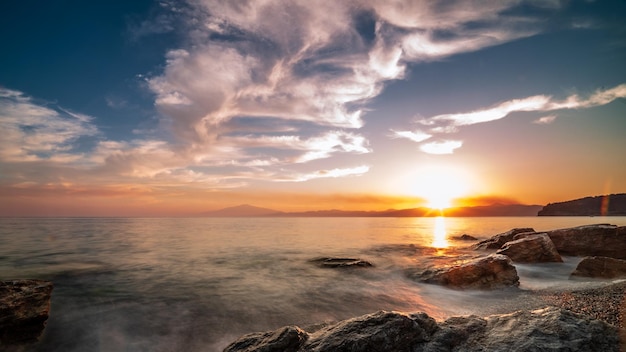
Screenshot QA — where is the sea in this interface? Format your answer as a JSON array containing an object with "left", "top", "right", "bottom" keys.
[{"left": 2, "top": 216, "right": 626, "bottom": 352}]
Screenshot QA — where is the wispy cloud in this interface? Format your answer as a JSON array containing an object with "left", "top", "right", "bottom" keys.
[
  {"left": 396, "top": 84, "right": 626, "bottom": 154},
  {"left": 533, "top": 115, "right": 557, "bottom": 124},
  {"left": 276, "top": 165, "right": 370, "bottom": 182},
  {"left": 147, "top": 0, "right": 550, "bottom": 165},
  {"left": 419, "top": 140, "right": 463, "bottom": 155},
  {"left": 0, "top": 88, "right": 99, "bottom": 162},
  {"left": 424, "top": 84, "right": 626, "bottom": 129}
]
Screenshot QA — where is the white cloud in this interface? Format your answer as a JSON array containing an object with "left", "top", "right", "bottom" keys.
[
  {"left": 0, "top": 88, "right": 99, "bottom": 162},
  {"left": 391, "top": 129, "right": 432, "bottom": 143},
  {"left": 146, "top": 0, "right": 548, "bottom": 167},
  {"left": 423, "top": 84, "right": 626, "bottom": 129},
  {"left": 533, "top": 115, "right": 557, "bottom": 124},
  {"left": 276, "top": 165, "right": 370, "bottom": 182},
  {"left": 419, "top": 140, "right": 463, "bottom": 155}
]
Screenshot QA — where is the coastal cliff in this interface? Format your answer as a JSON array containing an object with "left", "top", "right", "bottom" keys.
[{"left": 538, "top": 193, "right": 626, "bottom": 216}]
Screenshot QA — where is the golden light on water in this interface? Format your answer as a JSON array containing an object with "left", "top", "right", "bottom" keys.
[{"left": 431, "top": 216, "right": 449, "bottom": 248}]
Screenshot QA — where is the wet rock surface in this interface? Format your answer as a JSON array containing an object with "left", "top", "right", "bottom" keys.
[
  {"left": 451, "top": 234, "right": 477, "bottom": 241},
  {"left": 224, "top": 307, "right": 619, "bottom": 352},
  {"left": 473, "top": 228, "right": 535, "bottom": 250},
  {"left": 409, "top": 254, "right": 519, "bottom": 290},
  {"left": 0, "top": 279, "right": 53, "bottom": 346},
  {"left": 496, "top": 233, "right": 562, "bottom": 263},
  {"left": 544, "top": 224, "right": 626, "bottom": 259},
  {"left": 571, "top": 256, "right": 626, "bottom": 278}
]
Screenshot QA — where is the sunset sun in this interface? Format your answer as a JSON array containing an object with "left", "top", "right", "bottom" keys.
[{"left": 411, "top": 166, "right": 471, "bottom": 210}]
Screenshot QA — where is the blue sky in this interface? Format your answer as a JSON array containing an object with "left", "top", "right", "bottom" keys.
[{"left": 1, "top": 0, "right": 625, "bottom": 216}]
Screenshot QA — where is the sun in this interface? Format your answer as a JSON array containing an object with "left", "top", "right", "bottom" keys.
[{"left": 410, "top": 165, "right": 470, "bottom": 210}]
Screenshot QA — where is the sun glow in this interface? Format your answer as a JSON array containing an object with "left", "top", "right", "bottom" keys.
[{"left": 410, "top": 166, "right": 471, "bottom": 210}]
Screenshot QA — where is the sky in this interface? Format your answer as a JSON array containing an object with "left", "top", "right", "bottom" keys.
[{"left": 1, "top": 0, "right": 625, "bottom": 216}]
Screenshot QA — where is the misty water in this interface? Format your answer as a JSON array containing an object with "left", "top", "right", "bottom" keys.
[{"left": 2, "top": 217, "right": 626, "bottom": 351}]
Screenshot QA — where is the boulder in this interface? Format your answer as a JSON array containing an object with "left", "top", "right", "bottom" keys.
[
  {"left": 224, "top": 307, "right": 619, "bottom": 352},
  {"left": 495, "top": 233, "right": 563, "bottom": 263},
  {"left": 304, "top": 311, "right": 436, "bottom": 352},
  {"left": 0, "top": 279, "right": 53, "bottom": 346},
  {"left": 309, "top": 257, "right": 373, "bottom": 268},
  {"left": 544, "top": 224, "right": 626, "bottom": 259},
  {"left": 411, "top": 254, "right": 519, "bottom": 289},
  {"left": 571, "top": 256, "right": 626, "bottom": 278},
  {"left": 473, "top": 228, "right": 535, "bottom": 250},
  {"left": 223, "top": 326, "right": 308, "bottom": 352}
]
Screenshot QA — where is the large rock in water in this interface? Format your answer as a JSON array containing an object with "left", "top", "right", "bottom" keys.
[
  {"left": 544, "top": 224, "right": 626, "bottom": 259},
  {"left": 410, "top": 254, "right": 519, "bottom": 289},
  {"left": 571, "top": 256, "right": 626, "bottom": 278},
  {"left": 0, "top": 280, "right": 53, "bottom": 346},
  {"left": 473, "top": 228, "right": 535, "bottom": 250},
  {"left": 495, "top": 233, "right": 563, "bottom": 263},
  {"left": 223, "top": 307, "right": 619, "bottom": 352}
]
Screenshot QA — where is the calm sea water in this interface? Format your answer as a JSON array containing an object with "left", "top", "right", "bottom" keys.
[{"left": 2, "top": 216, "right": 626, "bottom": 351}]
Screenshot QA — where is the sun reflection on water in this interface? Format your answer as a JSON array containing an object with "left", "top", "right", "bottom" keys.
[{"left": 431, "top": 216, "right": 449, "bottom": 248}]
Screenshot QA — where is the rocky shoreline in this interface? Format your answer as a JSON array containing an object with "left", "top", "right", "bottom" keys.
[
  {"left": 2, "top": 224, "right": 625, "bottom": 351},
  {"left": 225, "top": 223, "right": 626, "bottom": 351}
]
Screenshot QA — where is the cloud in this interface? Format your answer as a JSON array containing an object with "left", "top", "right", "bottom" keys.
[
  {"left": 533, "top": 115, "right": 557, "bottom": 124},
  {"left": 2, "top": 0, "right": 588, "bottom": 195},
  {"left": 419, "top": 140, "right": 463, "bottom": 155},
  {"left": 391, "top": 129, "right": 432, "bottom": 143},
  {"left": 276, "top": 165, "right": 370, "bottom": 182},
  {"left": 422, "top": 84, "right": 626, "bottom": 129},
  {"left": 0, "top": 88, "right": 99, "bottom": 162},
  {"left": 390, "top": 83, "right": 626, "bottom": 154},
  {"left": 147, "top": 0, "right": 549, "bottom": 164}
]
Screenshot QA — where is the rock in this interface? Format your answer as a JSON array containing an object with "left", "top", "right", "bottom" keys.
[
  {"left": 0, "top": 279, "right": 53, "bottom": 346},
  {"left": 304, "top": 311, "right": 436, "bottom": 352},
  {"left": 309, "top": 257, "right": 373, "bottom": 268},
  {"left": 495, "top": 233, "right": 563, "bottom": 263},
  {"left": 224, "top": 307, "right": 619, "bottom": 352},
  {"left": 410, "top": 254, "right": 519, "bottom": 289},
  {"left": 571, "top": 256, "right": 626, "bottom": 278},
  {"left": 544, "top": 224, "right": 626, "bottom": 259},
  {"left": 223, "top": 326, "right": 308, "bottom": 352},
  {"left": 434, "top": 307, "right": 619, "bottom": 352},
  {"left": 473, "top": 228, "right": 535, "bottom": 250},
  {"left": 451, "top": 234, "right": 478, "bottom": 241}
]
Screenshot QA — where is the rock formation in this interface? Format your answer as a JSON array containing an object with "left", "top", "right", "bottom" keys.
[
  {"left": 495, "top": 233, "right": 562, "bottom": 263},
  {"left": 224, "top": 307, "right": 619, "bottom": 352},
  {"left": 544, "top": 224, "right": 626, "bottom": 259},
  {"left": 473, "top": 228, "right": 535, "bottom": 250},
  {"left": 0, "top": 279, "right": 53, "bottom": 346},
  {"left": 410, "top": 254, "right": 519, "bottom": 289},
  {"left": 571, "top": 256, "right": 626, "bottom": 278}
]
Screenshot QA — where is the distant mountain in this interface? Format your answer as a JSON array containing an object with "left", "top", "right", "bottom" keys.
[
  {"left": 201, "top": 203, "right": 542, "bottom": 217},
  {"left": 538, "top": 194, "right": 626, "bottom": 216},
  {"left": 200, "top": 204, "right": 283, "bottom": 217},
  {"left": 446, "top": 204, "right": 543, "bottom": 217}
]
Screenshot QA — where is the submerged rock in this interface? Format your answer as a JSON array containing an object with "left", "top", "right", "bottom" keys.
[
  {"left": 224, "top": 307, "right": 619, "bottom": 352},
  {"left": 496, "top": 233, "right": 563, "bottom": 263},
  {"left": 0, "top": 279, "right": 53, "bottom": 346},
  {"left": 544, "top": 224, "right": 626, "bottom": 259},
  {"left": 571, "top": 256, "right": 626, "bottom": 278},
  {"left": 451, "top": 234, "right": 478, "bottom": 241},
  {"left": 309, "top": 257, "right": 373, "bottom": 268},
  {"left": 410, "top": 254, "right": 519, "bottom": 290},
  {"left": 473, "top": 228, "right": 535, "bottom": 250}
]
